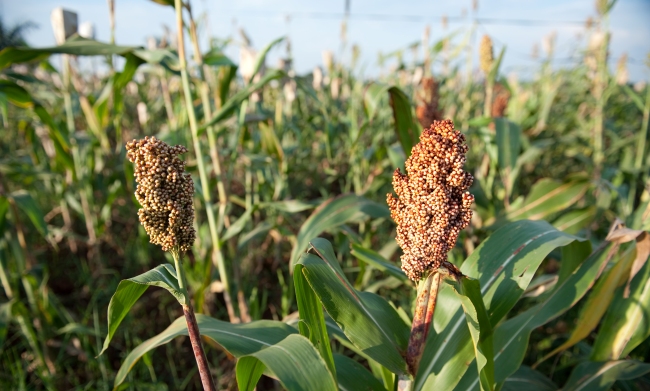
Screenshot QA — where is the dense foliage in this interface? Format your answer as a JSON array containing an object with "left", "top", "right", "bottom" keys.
[{"left": 0, "top": 1, "right": 648, "bottom": 390}]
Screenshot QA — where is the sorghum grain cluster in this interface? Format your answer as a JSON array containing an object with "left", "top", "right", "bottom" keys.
[
  {"left": 479, "top": 35, "right": 494, "bottom": 75},
  {"left": 126, "top": 137, "right": 196, "bottom": 253},
  {"left": 387, "top": 120, "right": 474, "bottom": 280},
  {"left": 416, "top": 77, "right": 443, "bottom": 128}
]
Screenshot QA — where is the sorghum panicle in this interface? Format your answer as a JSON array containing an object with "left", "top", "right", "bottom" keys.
[
  {"left": 416, "top": 77, "right": 443, "bottom": 128},
  {"left": 126, "top": 137, "right": 196, "bottom": 253},
  {"left": 479, "top": 35, "right": 494, "bottom": 75},
  {"left": 387, "top": 120, "right": 474, "bottom": 280}
]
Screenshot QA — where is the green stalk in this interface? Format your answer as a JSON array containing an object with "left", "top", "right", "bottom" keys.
[{"left": 178, "top": 0, "right": 238, "bottom": 322}]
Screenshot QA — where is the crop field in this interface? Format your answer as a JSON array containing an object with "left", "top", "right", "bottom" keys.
[{"left": 0, "top": 0, "right": 649, "bottom": 390}]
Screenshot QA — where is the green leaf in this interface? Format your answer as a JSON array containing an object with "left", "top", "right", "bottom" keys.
[
  {"left": 236, "top": 334, "right": 337, "bottom": 391},
  {"left": 334, "top": 353, "right": 388, "bottom": 391},
  {"left": 0, "top": 80, "right": 33, "bottom": 108},
  {"left": 558, "top": 239, "right": 592, "bottom": 285},
  {"left": 0, "top": 36, "right": 138, "bottom": 69},
  {"left": 114, "top": 314, "right": 299, "bottom": 388},
  {"left": 563, "top": 360, "right": 650, "bottom": 391},
  {"left": 506, "top": 177, "right": 590, "bottom": 221},
  {"left": 388, "top": 86, "right": 419, "bottom": 157},
  {"left": 249, "top": 37, "right": 285, "bottom": 84},
  {"left": 132, "top": 49, "right": 180, "bottom": 72},
  {"left": 494, "top": 118, "right": 520, "bottom": 172},
  {"left": 350, "top": 243, "right": 408, "bottom": 283},
  {"left": 294, "top": 261, "right": 336, "bottom": 377},
  {"left": 552, "top": 207, "right": 597, "bottom": 235},
  {"left": 222, "top": 208, "right": 253, "bottom": 241},
  {"left": 289, "top": 194, "right": 389, "bottom": 268},
  {"left": 364, "top": 84, "right": 419, "bottom": 157},
  {"left": 447, "top": 277, "right": 494, "bottom": 391},
  {"left": 537, "top": 245, "right": 636, "bottom": 364},
  {"left": 502, "top": 366, "right": 557, "bottom": 391},
  {"left": 299, "top": 238, "right": 409, "bottom": 375},
  {"left": 460, "top": 243, "right": 617, "bottom": 389},
  {"left": 415, "top": 220, "right": 581, "bottom": 391},
  {"left": 9, "top": 190, "right": 47, "bottom": 237},
  {"left": 203, "top": 49, "right": 236, "bottom": 67},
  {"left": 236, "top": 357, "right": 265, "bottom": 391},
  {"left": 100, "top": 264, "right": 184, "bottom": 356}
]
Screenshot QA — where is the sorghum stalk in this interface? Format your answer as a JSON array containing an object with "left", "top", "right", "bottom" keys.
[
  {"left": 388, "top": 120, "right": 474, "bottom": 384},
  {"left": 126, "top": 137, "right": 216, "bottom": 391}
]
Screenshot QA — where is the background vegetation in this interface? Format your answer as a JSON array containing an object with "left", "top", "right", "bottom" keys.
[{"left": 0, "top": 0, "right": 649, "bottom": 389}]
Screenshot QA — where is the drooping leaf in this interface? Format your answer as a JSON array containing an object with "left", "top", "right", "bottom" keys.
[
  {"left": 562, "top": 360, "right": 650, "bottom": 391},
  {"left": 415, "top": 220, "right": 581, "bottom": 391},
  {"left": 236, "top": 356, "right": 266, "bottom": 391},
  {"left": 299, "top": 238, "right": 409, "bottom": 375},
  {"left": 236, "top": 334, "right": 338, "bottom": 391},
  {"left": 289, "top": 194, "right": 389, "bottom": 268},
  {"left": 100, "top": 264, "right": 184, "bottom": 356}
]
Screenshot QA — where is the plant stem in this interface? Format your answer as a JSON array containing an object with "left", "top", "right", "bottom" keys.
[
  {"left": 405, "top": 272, "right": 441, "bottom": 376},
  {"left": 172, "top": 251, "right": 217, "bottom": 391}
]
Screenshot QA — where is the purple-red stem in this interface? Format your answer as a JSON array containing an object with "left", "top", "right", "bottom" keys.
[{"left": 183, "top": 304, "right": 217, "bottom": 391}]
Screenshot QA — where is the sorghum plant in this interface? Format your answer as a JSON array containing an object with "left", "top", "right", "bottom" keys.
[{"left": 100, "top": 137, "right": 216, "bottom": 391}]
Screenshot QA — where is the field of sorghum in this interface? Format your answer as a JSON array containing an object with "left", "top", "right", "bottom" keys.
[{"left": 0, "top": 0, "right": 649, "bottom": 390}]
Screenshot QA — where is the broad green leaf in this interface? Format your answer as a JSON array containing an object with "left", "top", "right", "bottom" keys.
[
  {"left": 334, "top": 353, "right": 388, "bottom": 391},
  {"left": 294, "top": 261, "right": 336, "bottom": 377},
  {"left": 506, "top": 177, "right": 590, "bottom": 221},
  {"left": 9, "top": 190, "right": 47, "bottom": 237},
  {"left": 458, "top": 242, "right": 616, "bottom": 390},
  {"left": 289, "top": 194, "right": 389, "bottom": 268},
  {"left": 114, "top": 314, "right": 298, "bottom": 388},
  {"left": 203, "top": 49, "right": 236, "bottom": 67},
  {"left": 299, "top": 238, "right": 409, "bottom": 375},
  {"left": 0, "top": 36, "right": 138, "bottom": 69},
  {"left": 249, "top": 37, "right": 285, "bottom": 84},
  {"left": 537, "top": 245, "right": 635, "bottom": 364},
  {"left": 100, "top": 264, "right": 183, "bottom": 356},
  {"left": 0, "top": 80, "right": 33, "bottom": 108},
  {"left": 236, "top": 356, "right": 265, "bottom": 391},
  {"left": 447, "top": 277, "right": 494, "bottom": 391},
  {"left": 415, "top": 220, "right": 581, "bottom": 391},
  {"left": 563, "top": 360, "right": 650, "bottom": 391},
  {"left": 591, "top": 242, "right": 650, "bottom": 360},
  {"left": 236, "top": 334, "right": 337, "bottom": 391},
  {"left": 502, "top": 366, "right": 557, "bottom": 391},
  {"left": 494, "top": 118, "right": 520, "bottom": 172},
  {"left": 351, "top": 243, "right": 408, "bottom": 283}
]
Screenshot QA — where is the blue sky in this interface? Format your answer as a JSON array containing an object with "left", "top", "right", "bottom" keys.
[{"left": 3, "top": 0, "right": 650, "bottom": 80}]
